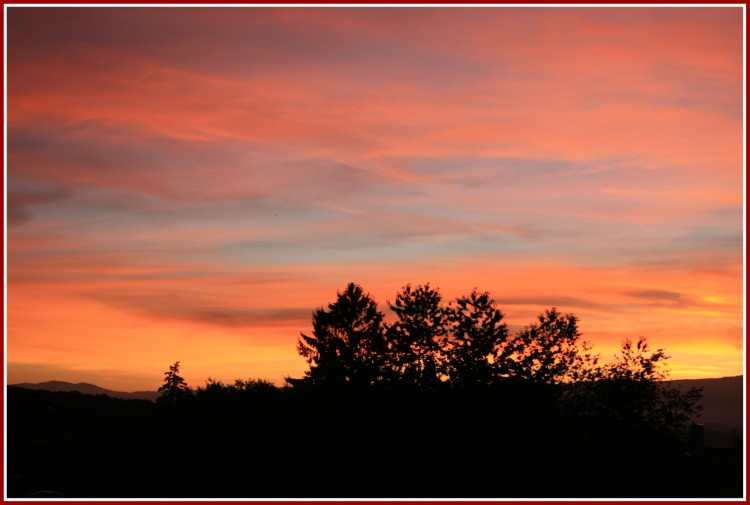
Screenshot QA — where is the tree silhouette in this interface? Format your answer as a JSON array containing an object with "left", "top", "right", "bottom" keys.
[
  {"left": 505, "top": 308, "right": 583, "bottom": 383},
  {"left": 446, "top": 289, "right": 509, "bottom": 386},
  {"left": 296, "top": 283, "right": 387, "bottom": 386},
  {"left": 386, "top": 283, "right": 448, "bottom": 387},
  {"left": 594, "top": 337, "right": 702, "bottom": 434},
  {"left": 8, "top": 282, "right": 728, "bottom": 498},
  {"left": 289, "top": 283, "right": 705, "bottom": 451},
  {"left": 157, "top": 361, "right": 191, "bottom": 404},
  {"left": 605, "top": 336, "right": 668, "bottom": 381}
]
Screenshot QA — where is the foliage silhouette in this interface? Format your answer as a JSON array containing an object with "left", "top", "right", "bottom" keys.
[
  {"left": 295, "top": 283, "right": 387, "bottom": 387},
  {"left": 7, "top": 281, "right": 735, "bottom": 498},
  {"left": 386, "top": 283, "right": 449, "bottom": 387},
  {"left": 446, "top": 288, "right": 509, "bottom": 386},
  {"left": 157, "top": 361, "right": 192, "bottom": 405},
  {"left": 573, "top": 337, "right": 704, "bottom": 437},
  {"left": 606, "top": 335, "right": 669, "bottom": 381},
  {"left": 504, "top": 307, "right": 583, "bottom": 384}
]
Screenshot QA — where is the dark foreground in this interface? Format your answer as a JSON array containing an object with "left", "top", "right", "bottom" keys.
[{"left": 6, "top": 384, "right": 743, "bottom": 498}]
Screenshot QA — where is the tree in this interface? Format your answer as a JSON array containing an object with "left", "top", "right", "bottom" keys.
[
  {"left": 386, "top": 283, "right": 448, "bottom": 387},
  {"left": 157, "top": 361, "right": 192, "bottom": 404},
  {"left": 605, "top": 336, "right": 668, "bottom": 382},
  {"left": 594, "top": 337, "right": 702, "bottom": 435},
  {"left": 505, "top": 308, "right": 583, "bottom": 384},
  {"left": 296, "top": 283, "right": 387, "bottom": 387},
  {"left": 446, "top": 289, "right": 509, "bottom": 386}
]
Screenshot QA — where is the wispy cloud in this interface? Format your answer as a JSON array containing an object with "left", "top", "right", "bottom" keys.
[
  {"left": 625, "top": 289, "right": 685, "bottom": 303},
  {"left": 90, "top": 289, "right": 312, "bottom": 329},
  {"left": 7, "top": 181, "right": 72, "bottom": 227}
]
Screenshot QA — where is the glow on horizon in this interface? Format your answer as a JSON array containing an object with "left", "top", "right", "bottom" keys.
[{"left": 5, "top": 6, "right": 745, "bottom": 392}]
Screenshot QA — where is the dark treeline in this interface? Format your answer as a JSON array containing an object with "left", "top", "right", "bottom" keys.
[{"left": 6, "top": 283, "right": 743, "bottom": 498}]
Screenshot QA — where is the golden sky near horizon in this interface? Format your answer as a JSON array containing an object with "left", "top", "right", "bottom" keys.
[{"left": 6, "top": 6, "right": 744, "bottom": 392}]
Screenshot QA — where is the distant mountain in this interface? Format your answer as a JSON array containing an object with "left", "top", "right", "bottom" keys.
[
  {"left": 10, "top": 381, "right": 160, "bottom": 402},
  {"left": 669, "top": 375, "right": 743, "bottom": 448}
]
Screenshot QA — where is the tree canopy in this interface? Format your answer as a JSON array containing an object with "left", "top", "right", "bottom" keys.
[
  {"left": 288, "top": 282, "right": 702, "bottom": 439},
  {"left": 292, "top": 285, "right": 608, "bottom": 388},
  {"left": 446, "top": 289, "right": 509, "bottom": 386},
  {"left": 296, "top": 282, "right": 387, "bottom": 387},
  {"left": 386, "top": 283, "right": 448, "bottom": 387},
  {"left": 504, "top": 308, "right": 583, "bottom": 384}
]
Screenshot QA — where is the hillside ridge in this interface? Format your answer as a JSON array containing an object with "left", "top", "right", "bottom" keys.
[{"left": 10, "top": 380, "right": 160, "bottom": 401}]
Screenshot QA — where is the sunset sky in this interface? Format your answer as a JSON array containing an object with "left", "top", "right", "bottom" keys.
[{"left": 6, "top": 6, "right": 745, "bottom": 392}]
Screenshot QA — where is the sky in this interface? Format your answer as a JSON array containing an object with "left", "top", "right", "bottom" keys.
[{"left": 5, "top": 6, "right": 745, "bottom": 392}]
